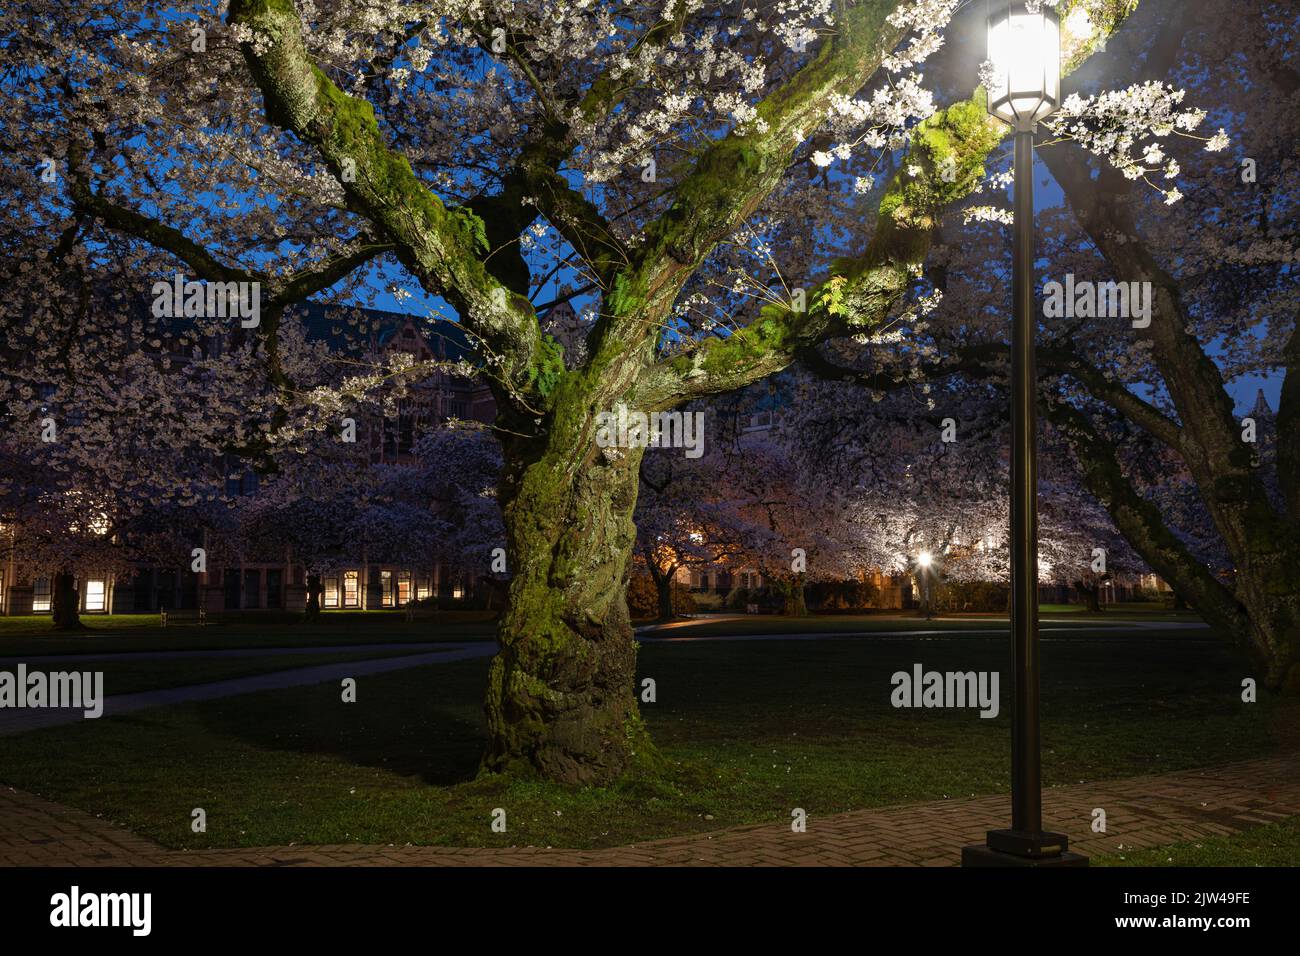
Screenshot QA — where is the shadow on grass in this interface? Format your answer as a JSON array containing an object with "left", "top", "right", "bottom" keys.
[{"left": 190, "top": 658, "right": 492, "bottom": 786}]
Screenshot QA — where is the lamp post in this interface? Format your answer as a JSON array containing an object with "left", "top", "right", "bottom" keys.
[
  {"left": 962, "top": 0, "right": 1086, "bottom": 867},
  {"left": 917, "top": 551, "right": 934, "bottom": 620}
]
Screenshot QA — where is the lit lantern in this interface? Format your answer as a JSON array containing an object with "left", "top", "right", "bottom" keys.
[{"left": 986, "top": 1, "right": 1061, "bottom": 130}]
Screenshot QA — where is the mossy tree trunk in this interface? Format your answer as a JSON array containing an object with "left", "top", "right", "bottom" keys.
[{"left": 482, "top": 397, "right": 650, "bottom": 783}]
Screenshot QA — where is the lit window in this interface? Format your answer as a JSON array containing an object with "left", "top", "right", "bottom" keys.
[
  {"left": 452, "top": 584, "right": 464, "bottom": 600},
  {"left": 381, "top": 570, "right": 394, "bottom": 607},
  {"left": 324, "top": 576, "right": 339, "bottom": 609},
  {"left": 397, "top": 571, "right": 411, "bottom": 606},
  {"left": 85, "top": 579, "right": 105, "bottom": 612},
  {"left": 416, "top": 575, "right": 430, "bottom": 601},
  {"left": 343, "top": 571, "right": 359, "bottom": 608},
  {"left": 33, "top": 577, "right": 51, "bottom": 612}
]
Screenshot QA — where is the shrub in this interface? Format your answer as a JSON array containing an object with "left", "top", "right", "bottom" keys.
[
  {"left": 936, "top": 580, "right": 1008, "bottom": 612},
  {"left": 806, "top": 579, "right": 880, "bottom": 610}
]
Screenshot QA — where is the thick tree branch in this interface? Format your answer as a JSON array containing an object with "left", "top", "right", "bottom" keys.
[
  {"left": 461, "top": 8, "right": 697, "bottom": 300},
  {"left": 1038, "top": 346, "right": 1184, "bottom": 448},
  {"left": 620, "top": 0, "right": 908, "bottom": 330},
  {"left": 638, "top": 2, "right": 1138, "bottom": 408},
  {"left": 273, "top": 243, "right": 396, "bottom": 305},
  {"left": 1046, "top": 400, "right": 1251, "bottom": 645},
  {"left": 67, "top": 145, "right": 259, "bottom": 286},
  {"left": 465, "top": 131, "right": 627, "bottom": 297},
  {"left": 1039, "top": 116, "right": 1293, "bottom": 559},
  {"left": 228, "top": 0, "right": 553, "bottom": 412},
  {"left": 797, "top": 335, "right": 1183, "bottom": 450}
]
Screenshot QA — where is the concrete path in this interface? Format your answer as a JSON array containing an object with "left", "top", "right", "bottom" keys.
[
  {"left": 0, "top": 619, "right": 1213, "bottom": 735},
  {"left": 638, "top": 621, "right": 1212, "bottom": 642},
  {"left": 0, "top": 641, "right": 477, "bottom": 666},
  {"left": 0, "top": 644, "right": 495, "bottom": 737},
  {"left": 2, "top": 750, "right": 1295, "bottom": 867}
]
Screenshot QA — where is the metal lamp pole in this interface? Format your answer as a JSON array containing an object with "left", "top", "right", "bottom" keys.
[
  {"left": 1009, "top": 125, "right": 1045, "bottom": 841},
  {"left": 962, "top": 0, "right": 1085, "bottom": 867}
]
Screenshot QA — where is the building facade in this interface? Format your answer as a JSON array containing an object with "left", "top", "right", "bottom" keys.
[{"left": 1, "top": 303, "right": 497, "bottom": 616}]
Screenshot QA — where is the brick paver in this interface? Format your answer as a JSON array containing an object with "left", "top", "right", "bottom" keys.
[{"left": 3, "top": 750, "right": 1297, "bottom": 866}]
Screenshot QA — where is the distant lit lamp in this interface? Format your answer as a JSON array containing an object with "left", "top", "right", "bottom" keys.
[
  {"left": 963, "top": 1, "right": 1086, "bottom": 868},
  {"left": 917, "top": 551, "right": 934, "bottom": 620}
]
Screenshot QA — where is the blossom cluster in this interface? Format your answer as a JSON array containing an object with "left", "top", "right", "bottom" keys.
[{"left": 1045, "top": 82, "right": 1230, "bottom": 203}]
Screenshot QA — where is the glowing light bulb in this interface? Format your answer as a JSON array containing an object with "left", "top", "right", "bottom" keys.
[{"left": 986, "top": 2, "right": 1061, "bottom": 130}]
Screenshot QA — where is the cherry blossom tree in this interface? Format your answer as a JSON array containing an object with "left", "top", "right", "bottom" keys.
[
  {"left": 1034, "top": 0, "right": 1298, "bottom": 688},
  {"left": 5, "top": 0, "right": 1179, "bottom": 780},
  {"left": 410, "top": 423, "right": 506, "bottom": 597},
  {"left": 797, "top": 0, "right": 1298, "bottom": 687},
  {"left": 635, "top": 437, "right": 753, "bottom": 622}
]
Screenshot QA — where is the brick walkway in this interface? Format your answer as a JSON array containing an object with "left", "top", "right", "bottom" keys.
[{"left": 3, "top": 750, "right": 1297, "bottom": 866}]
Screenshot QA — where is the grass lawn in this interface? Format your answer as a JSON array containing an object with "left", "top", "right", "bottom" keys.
[
  {"left": 1040, "top": 601, "right": 1189, "bottom": 616},
  {"left": 1097, "top": 815, "right": 1300, "bottom": 866},
  {"left": 0, "top": 626, "right": 1283, "bottom": 853},
  {"left": 641, "top": 610, "right": 1204, "bottom": 638},
  {"left": 0, "top": 612, "right": 497, "bottom": 657},
  {"left": 0, "top": 606, "right": 1195, "bottom": 656},
  {"left": 1, "top": 648, "right": 437, "bottom": 697}
]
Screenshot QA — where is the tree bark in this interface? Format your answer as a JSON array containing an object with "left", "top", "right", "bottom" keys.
[
  {"left": 51, "top": 571, "right": 83, "bottom": 631},
  {"left": 655, "top": 574, "right": 676, "bottom": 624},
  {"left": 641, "top": 548, "right": 679, "bottom": 623},
  {"left": 1048, "top": 403, "right": 1250, "bottom": 631},
  {"left": 304, "top": 573, "right": 323, "bottom": 620},
  {"left": 778, "top": 574, "right": 809, "bottom": 617},
  {"left": 1073, "top": 580, "right": 1103, "bottom": 613},
  {"left": 482, "top": 421, "right": 656, "bottom": 784}
]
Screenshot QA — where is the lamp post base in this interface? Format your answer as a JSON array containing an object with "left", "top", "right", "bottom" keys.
[
  {"left": 962, "top": 829, "right": 1089, "bottom": 867},
  {"left": 961, "top": 845, "right": 1089, "bottom": 867}
]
